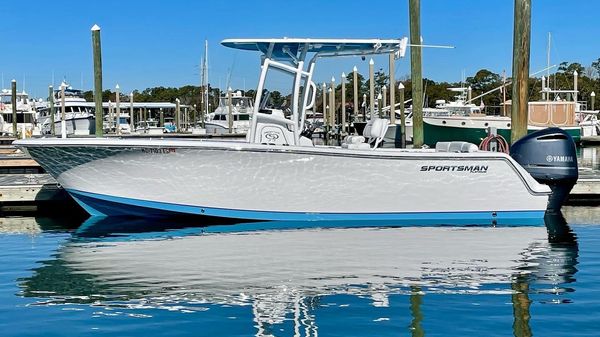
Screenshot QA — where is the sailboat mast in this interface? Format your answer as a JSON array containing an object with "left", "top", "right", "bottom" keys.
[
  {"left": 547, "top": 32, "right": 551, "bottom": 91},
  {"left": 204, "top": 40, "right": 209, "bottom": 117}
]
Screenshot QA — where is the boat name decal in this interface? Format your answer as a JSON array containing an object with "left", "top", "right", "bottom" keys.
[
  {"left": 141, "top": 148, "right": 176, "bottom": 154},
  {"left": 420, "top": 165, "right": 488, "bottom": 173},
  {"left": 545, "top": 155, "right": 573, "bottom": 163}
]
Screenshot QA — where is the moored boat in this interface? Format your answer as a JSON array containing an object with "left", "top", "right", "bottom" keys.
[{"left": 15, "top": 38, "right": 578, "bottom": 225}]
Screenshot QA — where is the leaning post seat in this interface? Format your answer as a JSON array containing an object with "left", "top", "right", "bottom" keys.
[{"left": 435, "top": 141, "right": 479, "bottom": 153}]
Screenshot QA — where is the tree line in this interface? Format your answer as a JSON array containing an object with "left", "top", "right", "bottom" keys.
[{"left": 82, "top": 59, "right": 600, "bottom": 113}]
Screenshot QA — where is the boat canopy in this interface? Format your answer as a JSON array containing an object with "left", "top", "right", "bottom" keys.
[{"left": 222, "top": 38, "right": 407, "bottom": 62}]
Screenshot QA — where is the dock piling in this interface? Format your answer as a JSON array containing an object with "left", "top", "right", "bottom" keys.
[
  {"left": 510, "top": 0, "right": 531, "bottom": 143},
  {"left": 382, "top": 85, "right": 387, "bottom": 118},
  {"left": 369, "top": 59, "right": 375, "bottom": 120},
  {"left": 409, "top": 0, "right": 424, "bottom": 147},
  {"left": 48, "top": 86, "right": 55, "bottom": 136},
  {"left": 330, "top": 77, "right": 336, "bottom": 129},
  {"left": 129, "top": 92, "right": 134, "bottom": 132},
  {"left": 91, "top": 24, "right": 103, "bottom": 137},
  {"left": 11, "top": 80, "right": 17, "bottom": 136},
  {"left": 389, "top": 52, "right": 396, "bottom": 125},
  {"left": 353, "top": 66, "right": 358, "bottom": 130},
  {"left": 60, "top": 83, "right": 66, "bottom": 138},
  {"left": 176, "top": 98, "right": 181, "bottom": 132},
  {"left": 592, "top": 91, "right": 596, "bottom": 110},
  {"left": 227, "top": 88, "right": 232, "bottom": 133},
  {"left": 341, "top": 72, "right": 346, "bottom": 135},
  {"left": 115, "top": 84, "right": 121, "bottom": 135},
  {"left": 399, "top": 82, "right": 406, "bottom": 148}
]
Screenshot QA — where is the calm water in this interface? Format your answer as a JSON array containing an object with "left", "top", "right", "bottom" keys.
[{"left": 0, "top": 212, "right": 598, "bottom": 337}]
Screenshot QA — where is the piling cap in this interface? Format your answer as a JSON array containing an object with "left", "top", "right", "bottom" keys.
[
  {"left": 11, "top": 79, "right": 16, "bottom": 83},
  {"left": 573, "top": 70, "right": 578, "bottom": 76},
  {"left": 592, "top": 91, "right": 596, "bottom": 97},
  {"left": 342, "top": 72, "right": 346, "bottom": 77},
  {"left": 322, "top": 83, "right": 327, "bottom": 88},
  {"left": 115, "top": 84, "right": 120, "bottom": 90},
  {"left": 377, "top": 93, "right": 382, "bottom": 99},
  {"left": 353, "top": 66, "right": 358, "bottom": 72},
  {"left": 328, "top": 88, "right": 332, "bottom": 92},
  {"left": 91, "top": 24, "right": 101, "bottom": 31},
  {"left": 398, "top": 82, "right": 405, "bottom": 89},
  {"left": 382, "top": 85, "right": 387, "bottom": 90},
  {"left": 331, "top": 76, "right": 335, "bottom": 82},
  {"left": 369, "top": 58, "right": 374, "bottom": 65}
]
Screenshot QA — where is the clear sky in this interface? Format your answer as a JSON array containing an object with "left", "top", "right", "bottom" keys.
[{"left": 1, "top": 0, "right": 599, "bottom": 98}]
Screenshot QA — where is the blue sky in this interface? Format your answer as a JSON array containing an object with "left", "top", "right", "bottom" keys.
[{"left": 1, "top": 0, "right": 599, "bottom": 98}]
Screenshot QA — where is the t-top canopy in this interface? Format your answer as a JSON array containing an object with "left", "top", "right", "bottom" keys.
[{"left": 221, "top": 38, "right": 407, "bottom": 62}]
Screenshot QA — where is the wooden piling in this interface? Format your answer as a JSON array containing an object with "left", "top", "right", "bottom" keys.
[
  {"left": 573, "top": 70, "right": 578, "bottom": 103},
  {"left": 115, "top": 84, "right": 121, "bottom": 135},
  {"left": 129, "top": 92, "right": 134, "bottom": 132},
  {"left": 176, "top": 98, "right": 182, "bottom": 132},
  {"left": 322, "top": 83, "right": 327, "bottom": 128},
  {"left": 592, "top": 91, "right": 596, "bottom": 110},
  {"left": 108, "top": 100, "right": 113, "bottom": 132},
  {"left": 330, "top": 77, "right": 336, "bottom": 128},
  {"left": 399, "top": 82, "right": 406, "bottom": 148},
  {"left": 409, "top": 0, "right": 424, "bottom": 147},
  {"left": 160, "top": 108, "right": 164, "bottom": 127},
  {"left": 341, "top": 72, "right": 346, "bottom": 135},
  {"left": 369, "top": 59, "right": 375, "bottom": 120},
  {"left": 60, "top": 83, "right": 66, "bottom": 138},
  {"left": 11, "top": 80, "right": 17, "bottom": 136},
  {"left": 353, "top": 66, "right": 358, "bottom": 127},
  {"left": 382, "top": 85, "right": 387, "bottom": 119},
  {"left": 227, "top": 88, "right": 232, "bottom": 133},
  {"left": 362, "top": 94, "right": 367, "bottom": 122},
  {"left": 510, "top": 0, "right": 531, "bottom": 143},
  {"left": 91, "top": 24, "right": 103, "bottom": 137},
  {"left": 377, "top": 92, "right": 383, "bottom": 118},
  {"left": 389, "top": 52, "right": 396, "bottom": 125},
  {"left": 48, "top": 86, "right": 55, "bottom": 136}
]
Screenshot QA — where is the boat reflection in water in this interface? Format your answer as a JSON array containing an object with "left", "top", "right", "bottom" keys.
[{"left": 19, "top": 215, "right": 577, "bottom": 336}]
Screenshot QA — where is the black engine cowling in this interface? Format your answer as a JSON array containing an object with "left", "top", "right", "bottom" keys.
[{"left": 510, "top": 127, "right": 578, "bottom": 211}]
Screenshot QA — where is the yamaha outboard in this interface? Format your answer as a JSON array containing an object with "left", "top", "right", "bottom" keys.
[{"left": 510, "top": 128, "right": 578, "bottom": 211}]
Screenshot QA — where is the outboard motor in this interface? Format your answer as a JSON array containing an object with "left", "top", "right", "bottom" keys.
[{"left": 510, "top": 128, "right": 578, "bottom": 211}]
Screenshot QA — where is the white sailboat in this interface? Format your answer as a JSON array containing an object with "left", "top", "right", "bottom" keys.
[{"left": 15, "top": 38, "right": 578, "bottom": 225}]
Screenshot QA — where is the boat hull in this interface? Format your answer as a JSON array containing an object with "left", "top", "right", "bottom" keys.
[
  {"left": 18, "top": 139, "right": 550, "bottom": 225},
  {"left": 423, "top": 116, "right": 581, "bottom": 147}
]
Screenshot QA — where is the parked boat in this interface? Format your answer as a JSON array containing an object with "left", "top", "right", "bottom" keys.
[
  {"left": 422, "top": 87, "right": 582, "bottom": 147},
  {"left": 205, "top": 90, "right": 253, "bottom": 134},
  {"left": 36, "top": 84, "right": 96, "bottom": 136},
  {"left": 0, "top": 88, "right": 38, "bottom": 136},
  {"left": 15, "top": 38, "right": 578, "bottom": 225}
]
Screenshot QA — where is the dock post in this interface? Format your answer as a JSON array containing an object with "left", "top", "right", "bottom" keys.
[
  {"left": 48, "top": 86, "right": 55, "bottom": 136},
  {"left": 409, "top": 0, "right": 424, "bottom": 147},
  {"left": 176, "top": 98, "right": 181, "bottom": 133},
  {"left": 328, "top": 87, "right": 333, "bottom": 141},
  {"left": 573, "top": 70, "right": 578, "bottom": 103},
  {"left": 382, "top": 85, "right": 387, "bottom": 118},
  {"left": 108, "top": 100, "right": 113, "bottom": 133},
  {"left": 369, "top": 58, "right": 375, "bottom": 120},
  {"left": 227, "top": 88, "right": 233, "bottom": 133},
  {"left": 330, "top": 77, "right": 336, "bottom": 129},
  {"left": 377, "top": 92, "right": 383, "bottom": 118},
  {"left": 91, "top": 24, "right": 103, "bottom": 137},
  {"left": 11, "top": 80, "right": 17, "bottom": 136},
  {"left": 160, "top": 108, "right": 164, "bottom": 127},
  {"left": 322, "top": 83, "right": 327, "bottom": 141},
  {"left": 60, "top": 83, "right": 66, "bottom": 138},
  {"left": 115, "top": 84, "right": 121, "bottom": 135},
  {"left": 353, "top": 66, "right": 358, "bottom": 131},
  {"left": 389, "top": 52, "right": 396, "bottom": 125},
  {"left": 341, "top": 72, "right": 346, "bottom": 135},
  {"left": 541, "top": 76, "right": 546, "bottom": 101},
  {"left": 510, "top": 0, "right": 531, "bottom": 143},
  {"left": 592, "top": 91, "right": 596, "bottom": 110},
  {"left": 399, "top": 82, "right": 406, "bottom": 148},
  {"left": 129, "top": 92, "right": 134, "bottom": 132}
]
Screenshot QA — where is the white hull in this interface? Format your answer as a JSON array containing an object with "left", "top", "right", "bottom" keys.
[
  {"left": 204, "top": 121, "right": 249, "bottom": 135},
  {"left": 18, "top": 138, "right": 550, "bottom": 225}
]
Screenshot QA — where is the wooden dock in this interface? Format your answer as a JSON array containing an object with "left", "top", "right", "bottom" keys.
[{"left": 0, "top": 137, "right": 599, "bottom": 214}]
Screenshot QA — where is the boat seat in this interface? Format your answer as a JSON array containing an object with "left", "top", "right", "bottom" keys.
[
  {"left": 435, "top": 141, "right": 478, "bottom": 153},
  {"left": 342, "top": 135, "right": 370, "bottom": 150},
  {"left": 363, "top": 118, "right": 389, "bottom": 149}
]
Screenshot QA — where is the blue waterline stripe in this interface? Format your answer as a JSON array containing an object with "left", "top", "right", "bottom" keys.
[{"left": 66, "top": 189, "right": 545, "bottom": 225}]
